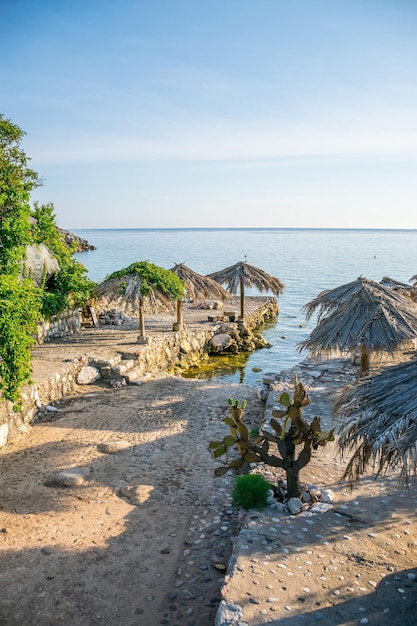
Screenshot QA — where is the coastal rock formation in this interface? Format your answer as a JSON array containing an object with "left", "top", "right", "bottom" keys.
[{"left": 57, "top": 227, "right": 96, "bottom": 251}]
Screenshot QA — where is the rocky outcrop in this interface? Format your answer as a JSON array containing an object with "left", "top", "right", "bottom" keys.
[
  {"left": 57, "top": 227, "right": 96, "bottom": 251},
  {"left": 20, "top": 243, "right": 60, "bottom": 287}
]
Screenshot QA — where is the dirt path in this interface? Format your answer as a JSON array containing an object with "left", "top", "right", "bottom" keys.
[{"left": 0, "top": 377, "right": 264, "bottom": 626}]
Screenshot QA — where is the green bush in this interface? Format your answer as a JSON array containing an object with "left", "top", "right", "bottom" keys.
[
  {"left": 232, "top": 473, "right": 273, "bottom": 510},
  {"left": 0, "top": 275, "right": 41, "bottom": 408}
]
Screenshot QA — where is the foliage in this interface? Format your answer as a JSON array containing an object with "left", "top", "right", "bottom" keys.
[
  {"left": 31, "top": 202, "right": 96, "bottom": 316},
  {"left": 232, "top": 473, "right": 273, "bottom": 509},
  {"left": 105, "top": 261, "right": 184, "bottom": 299},
  {"left": 209, "top": 382, "right": 335, "bottom": 499},
  {"left": 0, "top": 114, "right": 41, "bottom": 275},
  {"left": 0, "top": 115, "right": 94, "bottom": 408},
  {"left": 0, "top": 275, "right": 41, "bottom": 409}
]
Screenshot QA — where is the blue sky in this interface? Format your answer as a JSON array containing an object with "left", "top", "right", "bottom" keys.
[{"left": 2, "top": 0, "right": 417, "bottom": 229}]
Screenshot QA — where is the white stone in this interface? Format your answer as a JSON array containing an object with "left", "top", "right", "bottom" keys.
[
  {"left": 310, "top": 502, "right": 333, "bottom": 514},
  {"left": 215, "top": 600, "right": 243, "bottom": 626},
  {"left": 45, "top": 405, "right": 58, "bottom": 412},
  {"left": 320, "top": 489, "right": 335, "bottom": 503},
  {"left": 76, "top": 365, "right": 101, "bottom": 385},
  {"left": 0, "top": 423, "right": 9, "bottom": 447}
]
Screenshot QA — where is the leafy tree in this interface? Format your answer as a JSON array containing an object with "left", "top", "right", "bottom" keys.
[
  {"left": 0, "top": 114, "right": 42, "bottom": 406},
  {"left": 0, "top": 114, "right": 41, "bottom": 275},
  {"left": 31, "top": 202, "right": 96, "bottom": 317},
  {"left": 0, "top": 115, "right": 94, "bottom": 407}
]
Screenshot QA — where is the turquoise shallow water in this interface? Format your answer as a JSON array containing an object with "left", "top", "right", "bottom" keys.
[{"left": 74, "top": 228, "right": 417, "bottom": 384}]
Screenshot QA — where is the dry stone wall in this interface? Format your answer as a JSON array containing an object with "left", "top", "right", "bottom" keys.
[
  {"left": 35, "top": 309, "right": 82, "bottom": 344},
  {"left": 0, "top": 299, "right": 279, "bottom": 448}
]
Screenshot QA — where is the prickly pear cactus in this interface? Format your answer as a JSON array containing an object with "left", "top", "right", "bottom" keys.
[{"left": 208, "top": 378, "right": 335, "bottom": 499}]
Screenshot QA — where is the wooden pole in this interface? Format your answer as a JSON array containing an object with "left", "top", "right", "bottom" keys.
[
  {"left": 360, "top": 344, "right": 370, "bottom": 377},
  {"left": 139, "top": 297, "right": 146, "bottom": 337},
  {"left": 240, "top": 277, "right": 245, "bottom": 319},
  {"left": 176, "top": 298, "right": 183, "bottom": 328}
]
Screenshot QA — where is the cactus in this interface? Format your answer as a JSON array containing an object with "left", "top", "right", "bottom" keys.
[{"left": 209, "top": 378, "right": 334, "bottom": 499}]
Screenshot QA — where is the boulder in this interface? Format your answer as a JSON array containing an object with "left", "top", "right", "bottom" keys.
[
  {"left": 210, "top": 333, "right": 233, "bottom": 352},
  {"left": 20, "top": 244, "right": 60, "bottom": 287},
  {"left": 287, "top": 497, "right": 303, "bottom": 515},
  {"left": 76, "top": 366, "right": 101, "bottom": 385}
]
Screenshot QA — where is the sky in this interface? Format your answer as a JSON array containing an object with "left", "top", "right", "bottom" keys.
[{"left": 1, "top": 0, "right": 417, "bottom": 229}]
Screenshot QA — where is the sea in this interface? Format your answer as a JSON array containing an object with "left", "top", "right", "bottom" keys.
[{"left": 73, "top": 228, "right": 417, "bottom": 385}]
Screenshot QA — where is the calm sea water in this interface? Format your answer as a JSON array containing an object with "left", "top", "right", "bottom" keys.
[{"left": 73, "top": 228, "right": 417, "bottom": 384}]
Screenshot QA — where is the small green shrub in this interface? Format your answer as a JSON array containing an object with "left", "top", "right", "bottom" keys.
[{"left": 232, "top": 473, "right": 272, "bottom": 510}]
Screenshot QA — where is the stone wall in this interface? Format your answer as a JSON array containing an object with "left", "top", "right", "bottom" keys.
[
  {"left": 35, "top": 309, "right": 82, "bottom": 344},
  {"left": 0, "top": 299, "right": 279, "bottom": 448}
]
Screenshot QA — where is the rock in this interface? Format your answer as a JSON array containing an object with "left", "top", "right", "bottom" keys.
[
  {"left": 43, "top": 471, "right": 85, "bottom": 488},
  {"left": 320, "top": 489, "right": 335, "bottom": 503},
  {"left": 287, "top": 497, "right": 303, "bottom": 515},
  {"left": 301, "top": 490, "right": 312, "bottom": 503},
  {"left": 310, "top": 502, "right": 333, "bottom": 514},
  {"left": 308, "top": 370, "right": 322, "bottom": 379},
  {"left": 57, "top": 227, "right": 96, "bottom": 251},
  {"left": 210, "top": 333, "right": 233, "bottom": 352},
  {"left": 215, "top": 600, "right": 243, "bottom": 626},
  {"left": 45, "top": 405, "right": 58, "bottom": 412},
  {"left": 271, "top": 501, "right": 288, "bottom": 514},
  {"left": 262, "top": 373, "right": 279, "bottom": 385},
  {"left": 97, "top": 440, "right": 131, "bottom": 454},
  {"left": 179, "top": 340, "right": 193, "bottom": 354},
  {"left": 20, "top": 243, "right": 60, "bottom": 287},
  {"left": 0, "top": 423, "right": 9, "bottom": 448},
  {"left": 211, "top": 553, "right": 227, "bottom": 571},
  {"left": 76, "top": 365, "right": 101, "bottom": 385}
]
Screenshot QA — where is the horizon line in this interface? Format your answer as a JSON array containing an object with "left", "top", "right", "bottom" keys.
[{"left": 70, "top": 226, "right": 417, "bottom": 232}]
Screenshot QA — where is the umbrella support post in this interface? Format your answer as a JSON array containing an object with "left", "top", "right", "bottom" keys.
[
  {"left": 172, "top": 322, "right": 182, "bottom": 331},
  {"left": 137, "top": 335, "right": 149, "bottom": 345}
]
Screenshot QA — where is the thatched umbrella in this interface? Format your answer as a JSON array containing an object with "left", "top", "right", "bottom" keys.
[
  {"left": 299, "top": 277, "right": 417, "bottom": 376},
  {"left": 207, "top": 261, "right": 284, "bottom": 319},
  {"left": 333, "top": 358, "right": 417, "bottom": 485},
  {"left": 96, "top": 261, "right": 184, "bottom": 342},
  {"left": 169, "top": 262, "right": 229, "bottom": 328},
  {"left": 380, "top": 276, "right": 417, "bottom": 301}
]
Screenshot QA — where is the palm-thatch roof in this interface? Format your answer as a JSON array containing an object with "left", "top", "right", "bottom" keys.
[
  {"left": 96, "top": 261, "right": 184, "bottom": 338},
  {"left": 299, "top": 277, "right": 417, "bottom": 375},
  {"left": 207, "top": 261, "right": 284, "bottom": 318},
  {"left": 380, "top": 276, "right": 417, "bottom": 300},
  {"left": 169, "top": 262, "right": 229, "bottom": 303},
  {"left": 302, "top": 276, "right": 414, "bottom": 322},
  {"left": 96, "top": 272, "right": 172, "bottom": 310},
  {"left": 333, "top": 358, "right": 417, "bottom": 485}
]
